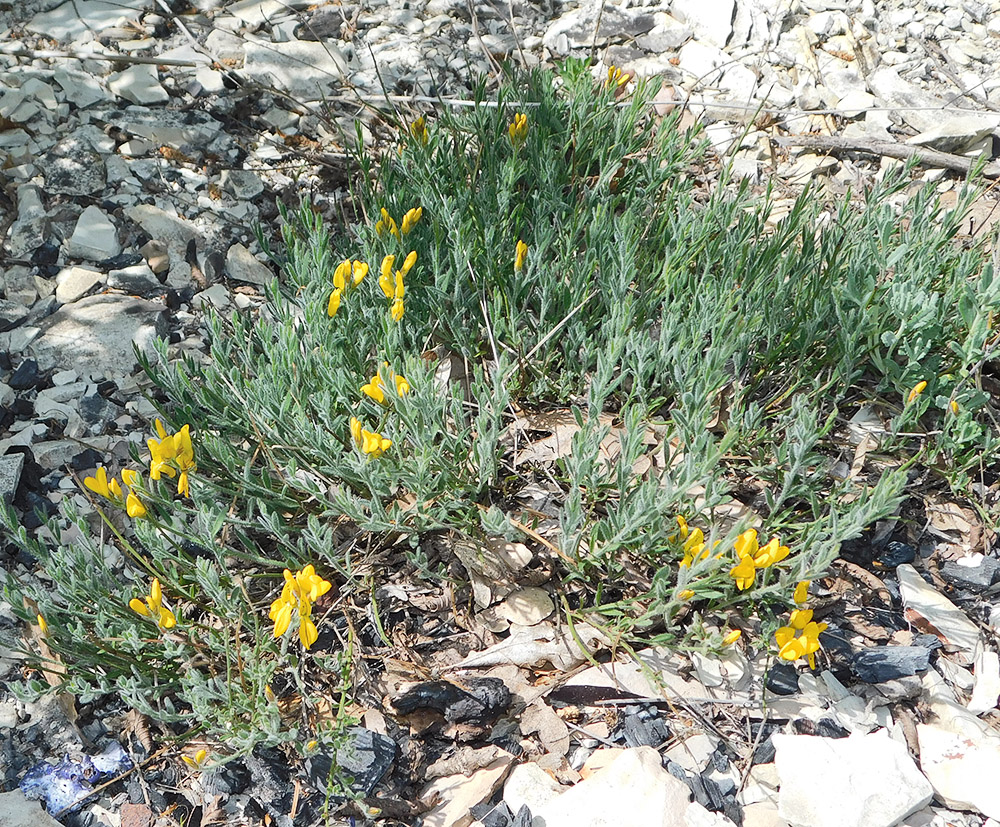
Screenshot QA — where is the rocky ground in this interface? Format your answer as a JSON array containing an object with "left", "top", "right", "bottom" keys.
[{"left": 4, "top": 0, "right": 1000, "bottom": 825}]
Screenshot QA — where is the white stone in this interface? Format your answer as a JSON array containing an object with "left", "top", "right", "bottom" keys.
[
  {"left": 503, "top": 762, "right": 563, "bottom": 815},
  {"left": 65, "top": 206, "right": 121, "bottom": 261},
  {"left": 531, "top": 746, "right": 734, "bottom": 827},
  {"left": 243, "top": 38, "right": 347, "bottom": 100},
  {"left": 774, "top": 731, "right": 932, "bottom": 827},
  {"left": 55, "top": 267, "right": 103, "bottom": 304},
  {"left": 225, "top": 243, "right": 273, "bottom": 286},
  {"left": 24, "top": 0, "right": 148, "bottom": 40},
  {"left": 107, "top": 64, "right": 169, "bottom": 106},
  {"left": 897, "top": 564, "right": 981, "bottom": 662},
  {"left": 968, "top": 649, "right": 1000, "bottom": 713},
  {"left": 918, "top": 724, "right": 1000, "bottom": 817},
  {"left": 671, "top": 0, "right": 736, "bottom": 48},
  {"left": 0, "top": 790, "right": 64, "bottom": 827}
]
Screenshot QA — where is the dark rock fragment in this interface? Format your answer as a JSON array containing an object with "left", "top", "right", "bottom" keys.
[
  {"left": 765, "top": 663, "right": 799, "bottom": 695},
  {"left": 852, "top": 646, "right": 931, "bottom": 683},
  {"left": 305, "top": 727, "right": 397, "bottom": 797},
  {"left": 611, "top": 704, "right": 670, "bottom": 748},
  {"left": 939, "top": 556, "right": 1000, "bottom": 592},
  {"left": 878, "top": 541, "right": 916, "bottom": 567},
  {"left": 393, "top": 677, "right": 511, "bottom": 723},
  {"left": 10, "top": 359, "right": 42, "bottom": 390}
]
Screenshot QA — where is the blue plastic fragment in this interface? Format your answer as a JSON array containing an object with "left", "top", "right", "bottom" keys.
[{"left": 19, "top": 741, "right": 133, "bottom": 813}]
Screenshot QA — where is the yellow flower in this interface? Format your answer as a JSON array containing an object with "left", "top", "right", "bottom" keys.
[
  {"left": 789, "top": 608, "right": 813, "bottom": 630},
  {"left": 37, "top": 614, "right": 48, "bottom": 635},
  {"left": 400, "top": 250, "right": 417, "bottom": 276},
  {"left": 84, "top": 467, "right": 119, "bottom": 501},
  {"left": 350, "top": 416, "right": 363, "bottom": 447},
  {"left": 401, "top": 207, "right": 423, "bottom": 235},
  {"left": 375, "top": 208, "right": 400, "bottom": 239},
  {"left": 182, "top": 749, "right": 208, "bottom": 770},
  {"left": 327, "top": 288, "right": 342, "bottom": 317},
  {"left": 775, "top": 619, "right": 828, "bottom": 670},
  {"left": 722, "top": 629, "right": 742, "bottom": 646},
  {"left": 391, "top": 298, "right": 404, "bottom": 321},
  {"left": 508, "top": 112, "right": 528, "bottom": 147},
  {"left": 673, "top": 515, "right": 689, "bottom": 541},
  {"left": 361, "top": 375, "right": 386, "bottom": 404},
  {"left": 148, "top": 422, "right": 195, "bottom": 487},
  {"left": 753, "top": 537, "right": 790, "bottom": 568},
  {"left": 361, "top": 428, "right": 392, "bottom": 457},
  {"left": 950, "top": 399, "right": 960, "bottom": 415},
  {"left": 126, "top": 491, "right": 147, "bottom": 518},
  {"left": 176, "top": 471, "right": 190, "bottom": 499},
  {"left": 730, "top": 555, "right": 756, "bottom": 591},
  {"left": 269, "top": 564, "right": 332, "bottom": 649},
  {"left": 680, "top": 528, "right": 708, "bottom": 567},
  {"left": 361, "top": 367, "right": 411, "bottom": 404},
  {"left": 333, "top": 259, "right": 352, "bottom": 291},
  {"left": 352, "top": 261, "right": 368, "bottom": 286},
  {"left": 907, "top": 380, "right": 928, "bottom": 404},
  {"left": 678, "top": 589, "right": 695, "bottom": 600},
  {"left": 734, "top": 528, "right": 758, "bottom": 559},
  {"left": 130, "top": 577, "right": 176, "bottom": 629},
  {"left": 606, "top": 65, "right": 629, "bottom": 88},
  {"left": 410, "top": 116, "right": 428, "bottom": 144},
  {"left": 793, "top": 580, "right": 810, "bottom": 605},
  {"left": 379, "top": 254, "right": 396, "bottom": 298},
  {"left": 514, "top": 240, "right": 528, "bottom": 271}
]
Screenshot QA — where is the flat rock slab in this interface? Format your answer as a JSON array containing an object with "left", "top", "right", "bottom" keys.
[
  {"left": 29, "top": 294, "right": 167, "bottom": 377},
  {"left": 774, "top": 731, "right": 932, "bottom": 827},
  {"left": 530, "top": 746, "right": 730, "bottom": 827},
  {"left": 0, "top": 790, "right": 63, "bottom": 827},
  {"left": 242, "top": 39, "right": 348, "bottom": 100},
  {"left": 0, "top": 453, "right": 25, "bottom": 503},
  {"left": 897, "top": 563, "right": 981, "bottom": 663},
  {"left": 917, "top": 724, "right": 1000, "bottom": 818}
]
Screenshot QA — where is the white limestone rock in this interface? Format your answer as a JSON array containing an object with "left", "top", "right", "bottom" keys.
[{"left": 774, "top": 731, "right": 932, "bottom": 827}]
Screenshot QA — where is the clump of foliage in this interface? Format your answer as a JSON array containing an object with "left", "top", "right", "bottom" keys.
[{"left": 4, "top": 60, "right": 1000, "bottom": 758}]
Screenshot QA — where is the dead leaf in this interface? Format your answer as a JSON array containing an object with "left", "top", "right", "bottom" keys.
[
  {"left": 520, "top": 701, "right": 570, "bottom": 757},
  {"left": 499, "top": 588, "right": 554, "bottom": 626},
  {"left": 450, "top": 623, "right": 609, "bottom": 672}
]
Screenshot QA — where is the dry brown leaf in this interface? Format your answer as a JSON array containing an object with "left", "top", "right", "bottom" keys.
[
  {"left": 450, "top": 623, "right": 609, "bottom": 672},
  {"left": 520, "top": 700, "right": 570, "bottom": 757}
]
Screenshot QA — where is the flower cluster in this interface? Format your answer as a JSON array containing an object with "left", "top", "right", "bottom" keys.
[
  {"left": 376, "top": 206, "right": 422, "bottom": 239},
  {"left": 270, "top": 564, "right": 332, "bottom": 649},
  {"left": 674, "top": 516, "right": 711, "bottom": 567},
  {"left": 328, "top": 257, "right": 369, "bottom": 317},
  {"left": 509, "top": 112, "right": 528, "bottom": 147},
  {"left": 606, "top": 65, "right": 630, "bottom": 89},
  {"left": 379, "top": 251, "right": 417, "bottom": 321},
  {"left": 148, "top": 420, "right": 196, "bottom": 498},
  {"left": 728, "top": 529, "right": 790, "bottom": 591},
  {"left": 350, "top": 416, "right": 392, "bottom": 458},
  {"left": 129, "top": 577, "right": 176, "bottom": 630},
  {"left": 361, "top": 364, "right": 411, "bottom": 404},
  {"left": 775, "top": 580, "right": 827, "bottom": 669},
  {"left": 84, "top": 466, "right": 147, "bottom": 518}
]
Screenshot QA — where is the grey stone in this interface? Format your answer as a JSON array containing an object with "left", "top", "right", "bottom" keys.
[
  {"left": 107, "top": 64, "right": 168, "bottom": 106},
  {"left": 52, "top": 69, "right": 111, "bottom": 109},
  {"left": 224, "top": 243, "right": 273, "bottom": 286},
  {"left": 940, "top": 554, "right": 1000, "bottom": 591},
  {"left": 868, "top": 66, "right": 999, "bottom": 134},
  {"left": 25, "top": 0, "right": 149, "bottom": 40},
  {"left": 92, "top": 106, "right": 226, "bottom": 156},
  {"left": 0, "top": 790, "right": 64, "bottom": 827},
  {"left": 851, "top": 646, "right": 931, "bottom": 683},
  {"left": 907, "top": 116, "right": 1000, "bottom": 154},
  {"left": 635, "top": 20, "right": 692, "bottom": 52},
  {"left": 0, "top": 454, "right": 25, "bottom": 504},
  {"left": 7, "top": 184, "right": 48, "bottom": 259},
  {"left": 193, "top": 283, "right": 231, "bottom": 310},
  {"left": 65, "top": 207, "right": 120, "bottom": 261},
  {"left": 55, "top": 267, "right": 103, "bottom": 304},
  {"left": 0, "top": 300, "right": 28, "bottom": 333},
  {"left": 3, "top": 266, "right": 38, "bottom": 307},
  {"left": 220, "top": 169, "right": 265, "bottom": 200},
  {"left": 126, "top": 204, "right": 199, "bottom": 251},
  {"left": 542, "top": 0, "right": 656, "bottom": 52},
  {"left": 107, "top": 263, "right": 161, "bottom": 293},
  {"left": 0, "top": 382, "right": 12, "bottom": 409},
  {"left": 918, "top": 724, "right": 1000, "bottom": 817},
  {"left": 774, "top": 731, "right": 933, "bottom": 827},
  {"left": 41, "top": 134, "right": 106, "bottom": 196},
  {"left": 242, "top": 38, "right": 348, "bottom": 100},
  {"left": 34, "top": 396, "right": 75, "bottom": 423},
  {"left": 29, "top": 294, "right": 167, "bottom": 377}
]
